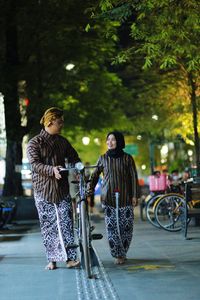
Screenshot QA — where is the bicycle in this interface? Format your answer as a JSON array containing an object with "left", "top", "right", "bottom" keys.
[
  {"left": 142, "top": 173, "right": 168, "bottom": 227},
  {"left": 179, "top": 177, "right": 200, "bottom": 238},
  {"left": 154, "top": 193, "right": 185, "bottom": 232},
  {"left": 59, "top": 162, "right": 102, "bottom": 279},
  {"left": 144, "top": 172, "right": 185, "bottom": 230},
  {"left": 145, "top": 192, "right": 165, "bottom": 228},
  {"left": 0, "top": 198, "right": 17, "bottom": 229}
]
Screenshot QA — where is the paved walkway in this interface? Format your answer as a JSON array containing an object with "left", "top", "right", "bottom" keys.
[{"left": 0, "top": 207, "right": 200, "bottom": 300}]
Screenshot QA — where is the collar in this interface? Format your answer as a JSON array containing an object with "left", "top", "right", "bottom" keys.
[{"left": 40, "top": 129, "right": 58, "bottom": 147}]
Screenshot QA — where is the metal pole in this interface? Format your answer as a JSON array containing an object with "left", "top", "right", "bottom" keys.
[
  {"left": 115, "top": 191, "right": 125, "bottom": 251},
  {"left": 149, "top": 140, "right": 155, "bottom": 175}
]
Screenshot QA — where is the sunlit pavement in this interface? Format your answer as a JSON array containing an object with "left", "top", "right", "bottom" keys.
[{"left": 1, "top": 206, "right": 200, "bottom": 300}]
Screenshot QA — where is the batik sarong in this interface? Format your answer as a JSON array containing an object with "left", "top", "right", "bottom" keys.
[
  {"left": 34, "top": 194, "right": 77, "bottom": 262},
  {"left": 104, "top": 205, "right": 134, "bottom": 258}
]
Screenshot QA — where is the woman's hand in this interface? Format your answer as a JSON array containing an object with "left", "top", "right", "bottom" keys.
[
  {"left": 87, "top": 196, "right": 91, "bottom": 206},
  {"left": 132, "top": 197, "right": 138, "bottom": 207},
  {"left": 53, "top": 166, "right": 62, "bottom": 180}
]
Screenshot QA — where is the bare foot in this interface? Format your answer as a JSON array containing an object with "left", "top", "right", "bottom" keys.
[
  {"left": 45, "top": 262, "right": 57, "bottom": 270},
  {"left": 66, "top": 260, "right": 80, "bottom": 269},
  {"left": 115, "top": 257, "right": 125, "bottom": 265}
]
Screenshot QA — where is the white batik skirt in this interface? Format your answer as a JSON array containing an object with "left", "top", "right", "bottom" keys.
[
  {"left": 34, "top": 194, "right": 77, "bottom": 262},
  {"left": 104, "top": 205, "right": 134, "bottom": 258}
]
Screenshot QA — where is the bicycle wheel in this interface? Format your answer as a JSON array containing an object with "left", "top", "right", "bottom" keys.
[
  {"left": 80, "top": 200, "right": 92, "bottom": 278},
  {"left": 146, "top": 194, "right": 163, "bottom": 228},
  {"left": 155, "top": 193, "right": 185, "bottom": 232}
]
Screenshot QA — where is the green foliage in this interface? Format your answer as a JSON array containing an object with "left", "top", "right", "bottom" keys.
[
  {"left": 100, "top": 2, "right": 133, "bottom": 22},
  {"left": 131, "top": 0, "right": 200, "bottom": 72},
  {"left": 111, "top": 51, "right": 128, "bottom": 64},
  {"left": 0, "top": 0, "right": 129, "bottom": 138},
  {"left": 85, "top": 23, "right": 91, "bottom": 32},
  {"left": 1, "top": 0, "right": 199, "bottom": 179},
  {"left": 99, "top": 0, "right": 114, "bottom": 12},
  {"left": 99, "top": 0, "right": 200, "bottom": 74},
  {"left": 96, "top": 0, "right": 200, "bottom": 172}
]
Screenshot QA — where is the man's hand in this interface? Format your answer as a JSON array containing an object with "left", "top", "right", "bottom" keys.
[
  {"left": 132, "top": 197, "right": 138, "bottom": 207},
  {"left": 53, "top": 166, "right": 62, "bottom": 180}
]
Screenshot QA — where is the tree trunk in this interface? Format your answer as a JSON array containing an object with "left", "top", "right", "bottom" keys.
[
  {"left": 188, "top": 72, "right": 200, "bottom": 175},
  {"left": 2, "top": 0, "right": 23, "bottom": 196}
]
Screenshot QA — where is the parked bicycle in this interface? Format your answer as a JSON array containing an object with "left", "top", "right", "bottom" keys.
[
  {"left": 0, "top": 198, "right": 17, "bottom": 229},
  {"left": 181, "top": 177, "right": 200, "bottom": 238},
  {"left": 59, "top": 162, "right": 102, "bottom": 279},
  {"left": 154, "top": 193, "right": 185, "bottom": 232},
  {"left": 142, "top": 172, "right": 185, "bottom": 231},
  {"left": 145, "top": 192, "right": 165, "bottom": 228}
]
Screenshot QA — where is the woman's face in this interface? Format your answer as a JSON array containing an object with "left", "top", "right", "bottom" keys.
[{"left": 106, "top": 134, "right": 117, "bottom": 150}]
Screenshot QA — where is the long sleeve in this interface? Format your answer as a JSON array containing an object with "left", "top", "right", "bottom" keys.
[
  {"left": 66, "top": 140, "right": 81, "bottom": 165},
  {"left": 129, "top": 155, "right": 140, "bottom": 198},
  {"left": 26, "top": 129, "right": 81, "bottom": 203},
  {"left": 27, "top": 139, "right": 54, "bottom": 177},
  {"left": 87, "top": 157, "right": 103, "bottom": 195},
  {"left": 87, "top": 153, "right": 139, "bottom": 207}
]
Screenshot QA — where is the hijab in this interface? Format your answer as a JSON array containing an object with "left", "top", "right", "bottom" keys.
[{"left": 106, "top": 131, "right": 125, "bottom": 159}]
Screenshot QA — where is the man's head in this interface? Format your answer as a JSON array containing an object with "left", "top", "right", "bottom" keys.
[{"left": 40, "top": 107, "right": 64, "bottom": 135}]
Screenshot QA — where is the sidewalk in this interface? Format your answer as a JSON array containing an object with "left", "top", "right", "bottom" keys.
[
  {"left": 0, "top": 208, "right": 200, "bottom": 300},
  {"left": 93, "top": 209, "right": 200, "bottom": 300}
]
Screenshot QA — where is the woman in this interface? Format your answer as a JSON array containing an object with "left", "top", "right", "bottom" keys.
[
  {"left": 88, "top": 131, "right": 139, "bottom": 264},
  {"left": 27, "top": 107, "right": 80, "bottom": 270}
]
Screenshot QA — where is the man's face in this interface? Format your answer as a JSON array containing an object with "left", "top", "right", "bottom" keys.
[{"left": 48, "top": 117, "right": 64, "bottom": 134}]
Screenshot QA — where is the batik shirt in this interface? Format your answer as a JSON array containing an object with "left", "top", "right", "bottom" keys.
[
  {"left": 27, "top": 129, "right": 80, "bottom": 203},
  {"left": 88, "top": 153, "right": 139, "bottom": 207}
]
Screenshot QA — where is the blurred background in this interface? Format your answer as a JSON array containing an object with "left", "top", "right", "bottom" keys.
[{"left": 0, "top": 0, "right": 200, "bottom": 197}]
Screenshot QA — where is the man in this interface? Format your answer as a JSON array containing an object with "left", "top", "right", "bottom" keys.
[{"left": 27, "top": 107, "right": 80, "bottom": 270}]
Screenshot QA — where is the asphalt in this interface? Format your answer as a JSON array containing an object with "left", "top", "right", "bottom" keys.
[{"left": 1, "top": 205, "right": 200, "bottom": 300}]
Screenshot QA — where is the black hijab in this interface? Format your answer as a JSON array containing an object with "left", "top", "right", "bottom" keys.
[{"left": 106, "top": 131, "right": 125, "bottom": 158}]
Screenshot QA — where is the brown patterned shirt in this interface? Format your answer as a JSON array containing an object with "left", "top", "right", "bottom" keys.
[
  {"left": 26, "top": 129, "right": 80, "bottom": 203},
  {"left": 88, "top": 153, "right": 139, "bottom": 207}
]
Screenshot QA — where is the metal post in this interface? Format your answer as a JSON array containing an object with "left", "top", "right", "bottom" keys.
[{"left": 149, "top": 141, "right": 155, "bottom": 175}]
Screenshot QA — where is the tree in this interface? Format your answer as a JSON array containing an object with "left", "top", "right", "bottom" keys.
[
  {"left": 0, "top": 0, "right": 24, "bottom": 196},
  {"left": 97, "top": 0, "right": 200, "bottom": 171},
  {"left": 0, "top": 0, "right": 132, "bottom": 195}
]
